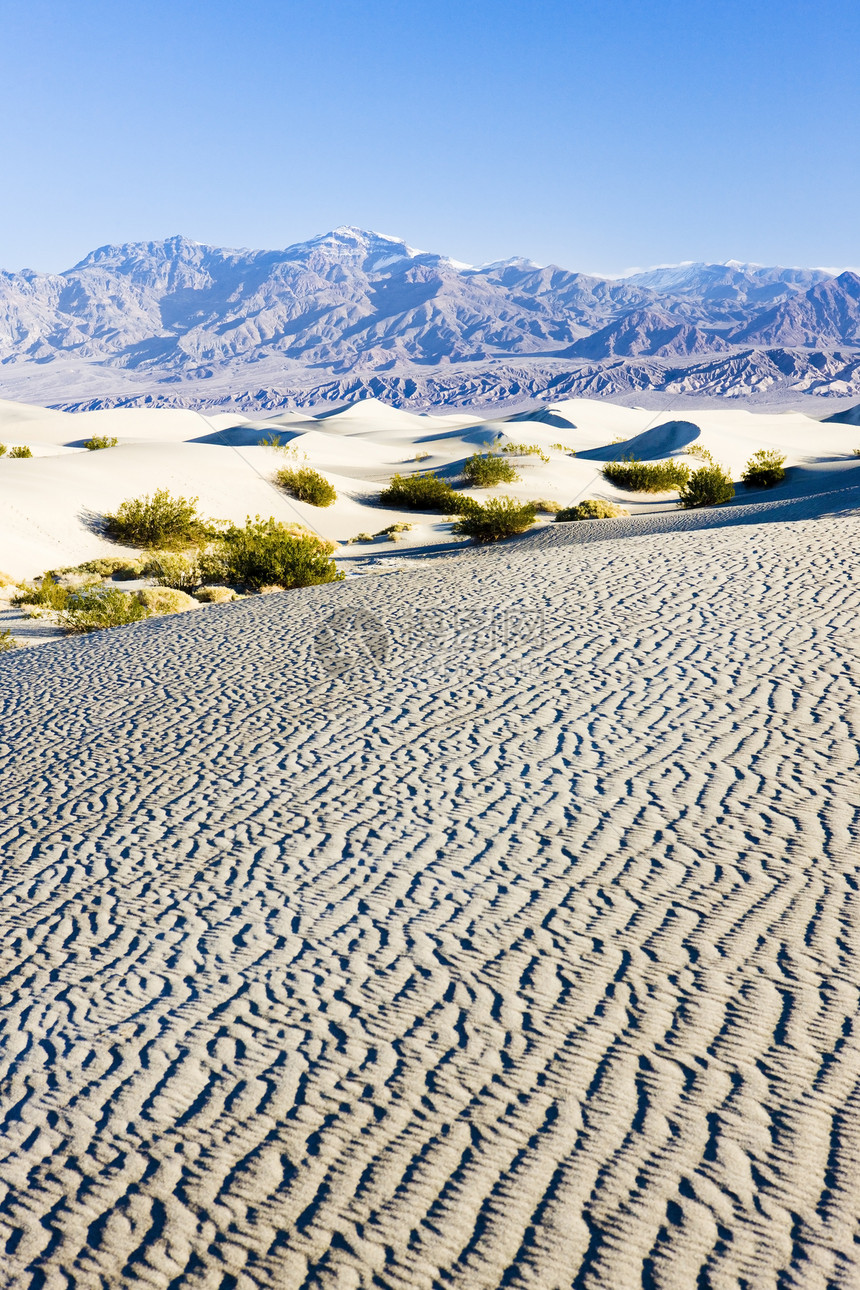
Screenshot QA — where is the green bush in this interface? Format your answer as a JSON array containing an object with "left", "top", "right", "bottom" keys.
[
  {"left": 203, "top": 516, "right": 344, "bottom": 591},
  {"left": 8, "top": 446, "right": 33, "bottom": 459},
  {"left": 602, "top": 456, "right": 691, "bottom": 492},
  {"left": 379, "top": 472, "right": 460, "bottom": 511},
  {"left": 275, "top": 465, "right": 337, "bottom": 507},
  {"left": 556, "top": 499, "right": 630, "bottom": 521},
  {"left": 463, "top": 453, "right": 520, "bottom": 487},
  {"left": 679, "top": 464, "right": 735, "bottom": 509},
  {"left": 61, "top": 587, "right": 150, "bottom": 633},
  {"left": 0, "top": 629, "right": 14, "bottom": 651},
  {"left": 453, "top": 496, "right": 537, "bottom": 542},
  {"left": 104, "top": 489, "right": 208, "bottom": 549},
  {"left": 84, "top": 435, "right": 119, "bottom": 451},
  {"left": 741, "top": 449, "right": 787, "bottom": 489},
  {"left": 146, "top": 551, "right": 201, "bottom": 591},
  {"left": 12, "top": 576, "right": 72, "bottom": 610}
]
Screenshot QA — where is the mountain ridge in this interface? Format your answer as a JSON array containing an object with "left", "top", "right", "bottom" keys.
[{"left": 1, "top": 229, "right": 859, "bottom": 412}]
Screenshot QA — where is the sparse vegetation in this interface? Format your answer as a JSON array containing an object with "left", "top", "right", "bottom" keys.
[
  {"left": 533, "top": 499, "right": 563, "bottom": 513},
  {"left": 0, "top": 629, "right": 15, "bottom": 651},
  {"left": 550, "top": 442, "right": 576, "bottom": 455},
  {"left": 556, "top": 499, "right": 630, "bottom": 521},
  {"left": 501, "top": 442, "right": 550, "bottom": 463},
  {"left": 275, "top": 465, "right": 337, "bottom": 507},
  {"left": 8, "top": 446, "right": 33, "bottom": 459},
  {"left": 55, "top": 556, "right": 143, "bottom": 579},
  {"left": 741, "top": 449, "right": 787, "bottom": 489},
  {"left": 84, "top": 435, "right": 119, "bottom": 451},
  {"left": 0, "top": 445, "right": 6, "bottom": 458},
  {"left": 203, "top": 516, "right": 343, "bottom": 591},
  {"left": 463, "top": 454, "right": 520, "bottom": 487},
  {"left": 104, "top": 489, "right": 209, "bottom": 549},
  {"left": 452, "top": 496, "right": 537, "bottom": 543},
  {"left": 686, "top": 443, "right": 715, "bottom": 463},
  {"left": 853, "top": 448, "right": 860, "bottom": 458},
  {"left": 376, "top": 522, "right": 413, "bottom": 541},
  {"left": 678, "top": 463, "right": 735, "bottom": 508},
  {"left": 60, "top": 587, "right": 150, "bottom": 633},
  {"left": 602, "top": 457, "right": 691, "bottom": 493},
  {"left": 379, "top": 472, "right": 460, "bottom": 511},
  {"left": 13, "top": 576, "right": 73, "bottom": 611}
]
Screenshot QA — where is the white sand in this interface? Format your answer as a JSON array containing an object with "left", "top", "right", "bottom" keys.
[{"left": 0, "top": 399, "right": 860, "bottom": 1285}]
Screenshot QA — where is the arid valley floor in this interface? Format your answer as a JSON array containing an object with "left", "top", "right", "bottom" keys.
[{"left": 0, "top": 399, "right": 859, "bottom": 1288}]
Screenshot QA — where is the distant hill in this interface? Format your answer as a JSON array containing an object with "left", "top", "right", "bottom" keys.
[{"left": 1, "top": 228, "right": 858, "bottom": 411}]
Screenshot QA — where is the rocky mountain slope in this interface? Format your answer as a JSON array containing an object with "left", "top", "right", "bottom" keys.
[{"left": 1, "top": 228, "right": 858, "bottom": 411}]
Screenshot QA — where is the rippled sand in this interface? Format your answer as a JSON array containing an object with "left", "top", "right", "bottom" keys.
[{"left": 1, "top": 495, "right": 859, "bottom": 1289}]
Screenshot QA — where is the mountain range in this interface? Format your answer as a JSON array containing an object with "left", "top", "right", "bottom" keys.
[{"left": 1, "top": 227, "right": 859, "bottom": 412}]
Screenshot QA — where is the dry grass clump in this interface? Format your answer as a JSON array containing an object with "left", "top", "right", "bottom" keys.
[
  {"left": 533, "top": 499, "right": 562, "bottom": 513},
  {"left": 135, "top": 587, "right": 198, "bottom": 614},
  {"left": 463, "top": 453, "right": 520, "bottom": 486},
  {"left": 501, "top": 442, "right": 550, "bottom": 462},
  {"left": 146, "top": 551, "right": 201, "bottom": 591},
  {"left": 679, "top": 463, "right": 735, "bottom": 508},
  {"left": 741, "top": 449, "right": 787, "bottom": 489},
  {"left": 602, "top": 457, "right": 691, "bottom": 492},
  {"left": 84, "top": 435, "right": 119, "bottom": 450},
  {"left": 275, "top": 465, "right": 337, "bottom": 507},
  {"left": 380, "top": 472, "right": 460, "bottom": 510},
  {"left": 60, "top": 587, "right": 150, "bottom": 634},
  {"left": 0, "top": 629, "right": 15, "bottom": 652},
  {"left": 8, "top": 446, "right": 33, "bottom": 459},
  {"left": 556, "top": 499, "right": 630, "bottom": 521},
  {"left": 56, "top": 557, "right": 144, "bottom": 580},
  {"left": 104, "top": 489, "right": 209, "bottom": 549},
  {"left": 194, "top": 586, "right": 238, "bottom": 604},
  {"left": 453, "top": 496, "right": 537, "bottom": 543},
  {"left": 686, "top": 443, "right": 715, "bottom": 463}
]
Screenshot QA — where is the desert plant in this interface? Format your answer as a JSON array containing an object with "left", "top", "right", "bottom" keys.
[
  {"left": 678, "top": 464, "right": 735, "bottom": 509},
  {"left": 556, "top": 499, "right": 630, "bottom": 521},
  {"left": 0, "top": 629, "right": 14, "bottom": 651},
  {"left": 61, "top": 587, "right": 150, "bottom": 633},
  {"left": 549, "top": 443, "right": 576, "bottom": 456},
  {"left": 147, "top": 551, "right": 202, "bottom": 591},
  {"left": 8, "top": 446, "right": 33, "bottom": 459},
  {"left": 463, "top": 454, "right": 520, "bottom": 487},
  {"left": 194, "top": 586, "right": 238, "bottom": 604},
  {"left": 275, "top": 465, "right": 337, "bottom": 507},
  {"left": 84, "top": 435, "right": 119, "bottom": 450},
  {"left": 533, "top": 499, "right": 563, "bottom": 513},
  {"left": 57, "top": 556, "right": 142, "bottom": 579},
  {"left": 853, "top": 447, "right": 860, "bottom": 457},
  {"left": 12, "top": 576, "right": 72, "bottom": 610},
  {"left": 453, "top": 496, "right": 537, "bottom": 542},
  {"left": 741, "top": 448, "right": 787, "bottom": 489},
  {"left": 205, "top": 516, "right": 344, "bottom": 591},
  {"left": 0, "top": 445, "right": 6, "bottom": 457},
  {"left": 376, "top": 522, "right": 413, "bottom": 541},
  {"left": 104, "top": 489, "right": 208, "bottom": 549},
  {"left": 379, "top": 472, "right": 460, "bottom": 511},
  {"left": 686, "top": 443, "right": 715, "bottom": 463},
  {"left": 501, "top": 442, "right": 550, "bottom": 463},
  {"left": 602, "top": 456, "right": 691, "bottom": 493}
]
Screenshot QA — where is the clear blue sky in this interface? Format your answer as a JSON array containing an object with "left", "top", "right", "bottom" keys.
[{"left": 1, "top": 0, "right": 857, "bottom": 274}]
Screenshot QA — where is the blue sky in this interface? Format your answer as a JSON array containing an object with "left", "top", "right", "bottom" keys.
[{"left": 1, "top": 0, "right": 857, "bottom": 274}]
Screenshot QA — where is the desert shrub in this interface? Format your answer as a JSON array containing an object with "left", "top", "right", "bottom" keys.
[
  {"left": 501, "top": 442, "right": 550, "bottom": 463},
  {"left": 0, "top": 629, "right": 14, "bottom": 651},
  {"left": 556, "top": 499, "right": 630, "bottom": 521},
  {"left": 463, "top": 453, "right": 520, "bottom": 487},
  {"left": 104, "top": 489, "right": 208, "bottom": 549},
  {"left": 741, "top": 449, "right": 787, "bottom": 489},
  {"left": 275, "top": 465, "right": 337, "bottom": 507},
  {"left": 549, "top": 442, "right": 576, "bottom": 455},
  {"left": 379, "top": 472, "right": 459, "bottom": 510},
  {"left": 0, "top": 445, "right": 6, "bottom": 457},
  {"left": 679, "top": 464, "right": 735, "bottom": 508},
  {"left": 204, "top": 516, "right": 344, "bottom": 591},
  {"left": 348, "top": 532, "right": 374, "bottom": 544},
  {"left": 853, "top": 447, "right": 860, "bottom": 458},
  {"left": 146, "top": 551, "right": 201, "bottom": 591},
  {"left": 533, "top": 499, "right": 562, "bottom": 513},
  {"left": 602, "top": 457, "right": 691, "bottom": 492},
  {"left": 686, "top": 443, "right": 715, "bottom": 463},
  {"left": 12, "top": 576, "right": 72, "bottom": 610},
  {"left": 8, "top": 446, "right": 33, "bottom": 459},
  {"left": 61, "top": 587, "right": 150, "bottom": 633},
  {"left": 135, "top": 587, "right": 198, "bottom": 614},
  {"left": 453, "top": 496, "right": 537, "bottom": 542},
  {"left": 84, "top": 435, "right": 119, "bottom": 450},
  {"left": 375, "top": 522, "right": 414, "bottom": 542}
]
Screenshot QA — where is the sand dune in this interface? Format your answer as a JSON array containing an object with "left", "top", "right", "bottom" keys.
[{"left": 1, "top": 470, "right": 860, "bottom": 1285}]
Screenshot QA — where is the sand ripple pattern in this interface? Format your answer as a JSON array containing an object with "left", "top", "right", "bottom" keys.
[{"left": 1, "top": 511, "right": 860, "bottom": 1289}]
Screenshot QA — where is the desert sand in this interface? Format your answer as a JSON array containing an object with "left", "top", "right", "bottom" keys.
[{"left": 0, "top": 397, "right": 860, "bottom": 1287}]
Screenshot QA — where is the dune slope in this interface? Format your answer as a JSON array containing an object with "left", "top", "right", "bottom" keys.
[{"left": 1, "top": 493, "right": 860, "bottom": 1288}]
